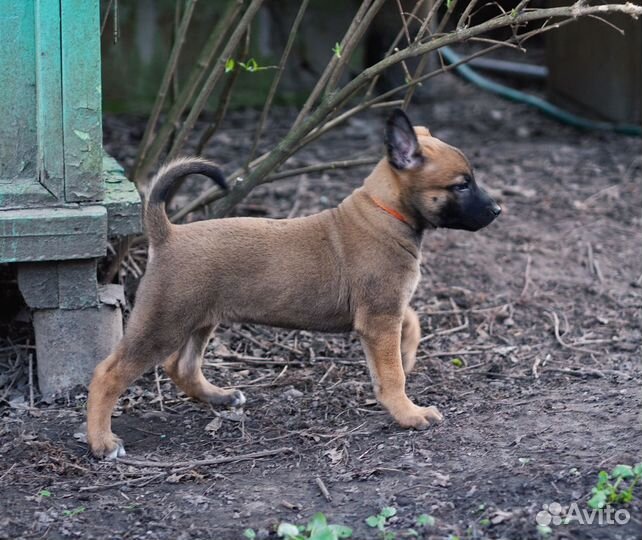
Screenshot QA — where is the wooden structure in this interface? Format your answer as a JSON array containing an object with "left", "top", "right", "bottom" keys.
[
  {"left": 0, "top": 0, "right": 141, "bottom": 395},
  {"left": 547, "top": 1, "right": 642, "bottom": 124}
]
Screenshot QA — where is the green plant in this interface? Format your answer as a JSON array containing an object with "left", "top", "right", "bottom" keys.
[
  {"left": 225, "top": 58, "right": 276, "bottom": 73},
  {"left": 277, "top": 512, "right": 352, "bottom": 540},
  {"left": 366, "top": 507, "right": 397, "bottom": 539},
  {"left": 588, "top": 463, "right": 642, "bottom": 509},
  {"left": 62, "top": 506, "right": 85, "bottom": 517},
  {"left": 451, "top": 358, "right": 463, "bottom": 368},
  {"left": 37, "top": 489, "right": 52, "bottom": 498},
  {"left": 332, "top": 42, "right": 343, "bottom": 58},
  {"left": 537, "top": 524, "right": 552, "bottom": 537},
  {"left": 406, "top": 513, "right": 436, "bottom": 537}
]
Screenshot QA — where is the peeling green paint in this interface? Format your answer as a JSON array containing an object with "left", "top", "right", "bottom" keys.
[{"left": 73, "top": 129, "right": 90, "bottom": 141}]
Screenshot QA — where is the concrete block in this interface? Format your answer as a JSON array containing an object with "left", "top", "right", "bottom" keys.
[
  {"left": 18, "top": 259, "right": 98, "bottom": 310},
  {"left": 33, "top": 285, "right": 124, "bottom": 397}
]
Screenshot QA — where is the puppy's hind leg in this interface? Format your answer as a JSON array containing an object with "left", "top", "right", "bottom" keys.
[
  {"left": 401, "top": 307, "right": 421, "bottom": 374},
  {"left": 163, "top": 325, "right": 245, "bottom": 408},
  {"left": 87, "top": 338, "right": 179, "bottom": 459}
]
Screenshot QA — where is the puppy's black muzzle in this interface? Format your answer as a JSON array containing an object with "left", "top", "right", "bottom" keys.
[{"left": 440, "top": 184, "right": 501, "bottom": 231}]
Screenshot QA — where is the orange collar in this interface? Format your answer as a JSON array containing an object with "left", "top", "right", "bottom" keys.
[{"left": 368, "top": 194, "right": 415, "bottom": 230}]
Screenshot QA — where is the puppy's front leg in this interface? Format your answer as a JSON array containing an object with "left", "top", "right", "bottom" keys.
[
  {"left": 358, "top": 314, "right": 442, "bottom": 430},
  {"left": 401, "top": 306, "right": 421, "bottom": 374}
]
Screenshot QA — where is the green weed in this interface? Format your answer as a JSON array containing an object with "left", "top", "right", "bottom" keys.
[
  {"left": 275, "top": 512, "right": 352, "bottom": 540},
  {"left": 62, "top": 506, "right": 85, "bottom": 518},
  {"left": 588, "top": 463, "right": 642, "bottom": 509}
]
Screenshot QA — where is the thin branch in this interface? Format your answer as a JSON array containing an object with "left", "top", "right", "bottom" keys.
[
  {"left": 195, "top": 27, "right": 252, "bottom": 156},
  {"left": 247, "top": 0, "right": 311, "bottom": 164},
  {"left": 165, "top": 0, "right": 265, "bottom": 163},
  {"left": 133, "top": 0, "right": 245, "bottom": 184},
  {"left": 416, "top": 0, "right": 445, "bottom": 41},
  {"left": 291, "top": 0, "right": 373, "bottom": 131},
  {"left": 117, "top": 447, "right": 294, "bottom": 469},
  {"left": 170, "top": 158, "right": 379, "bottom": 221},
  {"left": 457, "top": 0, "right": 480, "bottom": 29},
  {"left": 326, "top": 0, "right": 388, "bottom": 94},
  {"left": 436, "top": 0, "right": 460, "bottom": 34},
  {"left": 136, "top": 0, "right": 197, "bottom": 178},
  {"left": 266, "top": 157, "right": 379, "bottom": 182},
  {"left": 100, "top": 0, "right": 115, "bottom": 35},
  {"left": 364, "top": 0, "right": 433, "bottom": 100}
]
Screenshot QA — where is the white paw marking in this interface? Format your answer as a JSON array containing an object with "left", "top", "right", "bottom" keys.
[
  {"left": 233, "top": 390, "right": 246, "bottom": 407},
  {"left": 105, "top": 443, "right": 126, "bottom": 460}
]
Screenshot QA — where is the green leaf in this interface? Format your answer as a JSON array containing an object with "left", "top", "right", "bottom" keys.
[
  {"left": 383, "top": 532, "right": 396, "bottom": 540},
  {"left": 612, "top": 465, "right": 634, "bottom": 479},
  {"left": 537, "top": 524, "right": 552, "bottom": 537},
  {"left": 446, "top": 0, "right": 453, "bottom": 10},
  {"left": 240, "top": 58, "right": 259, "bottom": 72},
  {"left": 365, "top": 516, "right": 380, "bottom": 528},
  {"left": 308, "top": 512, "right": 328, "bottom": 533},
  {"left": 451, "top": 357, "right": 463, "bottom": 368},
  {"left": 416, "top": 514, "right": 435, "bottom": 527},
  {"left": 588, "top": 490, "right": 608, "bottom": 509},
  {"left": 329, "top": 525, "right": 352, "bottom": 538},
  {"left": 225, "top": 58, "right": 235, "bottom": 73},
  {"left": 596, "top": 470, "right": 610, "bottom": 489},
  {"left": 38, "top": 489, "right": 52, "bottom": 498},
  {"left": 62, "top": 506, "right": 85, "bottom": 517},
  {"left": 633, "top": 463, "right": 642, "bottom": 476},
  {"left": 243, "top": 529, "right": 257, "bottom": 540},
  {"left": 277, "top": 522, "right": 301, "bottom": 539},
  {"left": 619, "top": 491, "right": 633, "bottom": 503},
  {"left": 381, "top": 506, "right": 397, "bottom": 519},
  {"left": 332, "top": 42, "right": 342, "bottom": 58},
  {"left": 479, "top": 518, "right": 491, "bottom": 527},
  {"left": 310, "top": 529, "right": 337, "bottom": 540}
]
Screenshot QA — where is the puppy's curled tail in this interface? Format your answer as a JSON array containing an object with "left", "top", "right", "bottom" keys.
[{"left": 146, "top": 157, "right": 227, "bottom": 246}]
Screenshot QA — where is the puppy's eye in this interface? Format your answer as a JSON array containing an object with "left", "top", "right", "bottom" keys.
[{"left": 451, "top": 174, "right": 472, "bottom": 192}]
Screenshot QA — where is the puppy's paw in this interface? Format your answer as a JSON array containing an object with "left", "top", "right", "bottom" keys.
[
  {"left": 394, "top": 404, "right": 443, "bottom": 430},
  {"left": 229, "top": 389, "right": 246, "bottom": 408},
  {"left": 89, "top": 433, "right": 126, "bottom": 460},
  {"left": 106, "top": 442, "right": 127, "bottom": 460},
  {"left": 205, "top": 389, "right": 246, "bottom": 408}
]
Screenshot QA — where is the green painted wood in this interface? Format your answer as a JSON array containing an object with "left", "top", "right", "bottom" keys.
[
  {"left": 61, "top": 0, "right": 103, "bottom": 202},
  {"left": 102, "top": 154, "right": 142, "bottom": 237},
  {"left": 35, "top": 0, "right": 65, "bottom": 199},
  {"left": 0, "top": 0, "right": 66, "bottom": 207},
  {"left": 0, "top": 206, "right": 107, "bottom": 263},
  {"left": 0, "top": 183, "right": 57, "bottom": 210},
  {"left": 0, "top": 1, "right": 38, "bottom": 183}
]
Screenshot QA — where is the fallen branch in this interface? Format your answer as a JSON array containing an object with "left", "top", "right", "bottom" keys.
[{"left": 117, "top": 446, "right": 294, "bottom": 468}]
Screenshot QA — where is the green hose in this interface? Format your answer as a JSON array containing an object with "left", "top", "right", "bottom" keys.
[{"left": 440, "top": 46, "right": 642, "bottom": 137}]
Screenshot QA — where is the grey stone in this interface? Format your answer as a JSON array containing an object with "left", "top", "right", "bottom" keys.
[{"left": 33, "top": 290, "right": 123, "bottom": 397}]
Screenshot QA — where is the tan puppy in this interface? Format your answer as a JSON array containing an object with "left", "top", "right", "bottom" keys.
[{"left": 87, "top": 109, "right": 501, "bottom": 458}]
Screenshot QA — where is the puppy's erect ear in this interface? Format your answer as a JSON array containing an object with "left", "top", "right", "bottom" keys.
[{"left": 385, "top": 109, "right": 424, "bottom": 171}]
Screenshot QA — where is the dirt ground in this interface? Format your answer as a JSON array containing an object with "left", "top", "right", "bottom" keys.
[{"left": 1, "top": 73, "right": 641, "bottom": 540}]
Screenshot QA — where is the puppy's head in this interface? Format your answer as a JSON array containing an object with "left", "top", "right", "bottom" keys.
[{"left": 385, "top": 109, "right": 501, "bottom": 231}]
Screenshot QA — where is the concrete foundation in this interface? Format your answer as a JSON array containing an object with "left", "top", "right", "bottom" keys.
[
  {"left": 33, "top": 291, "right": 123, "bottom": 397},
  {"left": 18, "top": 260, "right": 124, "bottom": 397}
]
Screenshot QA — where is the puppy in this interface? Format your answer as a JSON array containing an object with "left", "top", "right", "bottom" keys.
[{"left": 87, "top": 109, "right": 501, "bottom": 458}]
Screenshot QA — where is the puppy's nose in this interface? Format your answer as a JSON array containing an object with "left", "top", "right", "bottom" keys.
[{"left": 489, "top": 203, "right": 501, "bottom": 216}]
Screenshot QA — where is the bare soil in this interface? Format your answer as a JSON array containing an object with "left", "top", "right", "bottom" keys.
[{"left": 1, "top": 74, "right": 641, "bottom": 540}]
